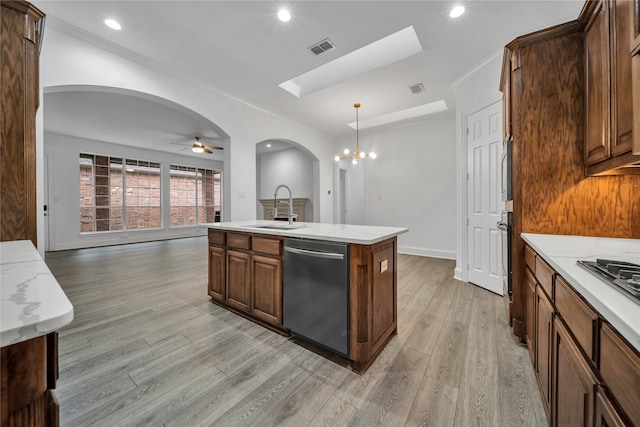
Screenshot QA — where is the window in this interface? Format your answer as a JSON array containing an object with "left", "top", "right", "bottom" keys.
[
  {"left": 79, "top": 154, "right": 161, "bottom": 232},
  {"left": 170, "top": 165, "right": 221, "bottom": 227}
]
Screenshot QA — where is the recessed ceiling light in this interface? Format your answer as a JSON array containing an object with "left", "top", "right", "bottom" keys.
[
  {"left": 104, "top": 19, "right": 121, "bottom": 30},
  {"left": 266, "top": 144, "right": 272, "bottom": 148},
  {"left": 450, "top": 5, "right": 465, "bottom": 18},
  {"left": 277, "top": 9, "right": 291, "bottom": 22}
]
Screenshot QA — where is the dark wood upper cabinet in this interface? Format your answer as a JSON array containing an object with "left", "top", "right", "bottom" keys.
[
  {"left": 632, "top": 0, "right": 640, "bottom": 154},
  {"left": 585, "top": 0, "right": 611, "bottom": 166},
  {"left": 582, "top": 0, "right": 640, "bottom": 174}
]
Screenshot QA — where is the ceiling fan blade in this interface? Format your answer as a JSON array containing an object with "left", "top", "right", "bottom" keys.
[
  {"left": 204, "top": 147, "right": 213, "bottom": 154},
  {"left": 204, "top": 145, "right": 223, "bottom": 151}
]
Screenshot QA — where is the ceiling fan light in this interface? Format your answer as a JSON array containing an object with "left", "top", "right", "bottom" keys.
[{"left": 192, "top": 145, "right": 204, "bottom": 153}]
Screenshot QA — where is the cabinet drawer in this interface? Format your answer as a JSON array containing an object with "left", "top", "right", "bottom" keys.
[
  {"left": 555, "top": 275, "right": 598, "bottom": 362},
  {"left": 600, "top": 322, "right": 640, "bottom": 425},
  {"left": 227, "top": 233, "right": 250, "bottom": 250},
  {"left": 252, "top": 236, "right": 281, "bottom": 256},
  {"left": 208, "top": 230, "right": 225, "bottom": 246},
  {"left": 535, "top": 256, "right": 554, "bottom": 299},
  {"left": 525, "top": 245, "right": 536, "bottom": 273}
]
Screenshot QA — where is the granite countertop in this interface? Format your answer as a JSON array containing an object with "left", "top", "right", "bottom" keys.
[
  {"left": 1, "top": 240, "right": 74, "bottom": 348},
  {"left": 205, "top": 221, "right": 409, "bottom": 244},
  {"left": 521, "top": 233, "right": 640, "bottom": 352}
]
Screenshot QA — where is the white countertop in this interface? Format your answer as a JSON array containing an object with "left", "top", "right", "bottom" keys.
[
  {"left": 521, "top": 233, "right": 640, "bottom": 352},
  {"left": 1, "top": 240, "right": 74, "bottom": 348},
  {"left": 205, "top": 221, "right": 408, "bottom": 244}
]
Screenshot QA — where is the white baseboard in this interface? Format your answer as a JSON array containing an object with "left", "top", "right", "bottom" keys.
[
  {"left": 397, "top": 245, "right": 456, "bottom": 260},
  {"left": 453, "top": 266, "right": 464, "bottom": 281}
]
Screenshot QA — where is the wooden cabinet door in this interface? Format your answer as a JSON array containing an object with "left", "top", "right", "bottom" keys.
[
  {"left": 536, "top": 286, "right": 554, "bottom": 415},
  {"left": 594, "top": 387, "right": 627, "bottom": 427},
  {"left": 611, "top": 0, "right": 634, "bottom": 156},
  {"left": 633, "top": 0, "right": 640, "bottom": 154},
  {"left": 585, "top": 0, "right": 612, "bottom": 165},
  {"left": 599, "top": 322, "right": 640, "bottom": 425},
  {"left": 226, "top": 250, "right": 251, "bottom": 312},
  {"left": 632, "top": 0, "right": 640, "bottom": 53},
  {"left": 251, "top": 255, "right": 282, "bottom": 326},
  {"left": 525, "top": 268, "right": 537, "bottom": 365},
  {"left": 552, "top": 318, "right": 598, "bottom": 427},
  {"left": 208, "top": 245, "right": 225, "bottom": 303}
]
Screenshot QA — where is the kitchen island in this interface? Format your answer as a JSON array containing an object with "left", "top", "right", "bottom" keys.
[
  {"left": 1, "top": 240, "right": 74, "bottom": 425},
  {"left": 205, "top": 221, "right": 408, "bottom": 372}
]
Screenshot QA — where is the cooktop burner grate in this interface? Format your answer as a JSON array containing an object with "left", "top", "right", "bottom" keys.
[{"left": 577, "top": 258, "right": 640, "bottom": 303}]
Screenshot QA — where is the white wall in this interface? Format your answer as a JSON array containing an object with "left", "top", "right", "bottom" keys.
[
  {"left": 256, "top": 148, "right": 314, "bottom": 221},
  {"left": 453, "top": 51, "right": 503, "bottom": 279},
  {"left": 36, "top": 26, "right": 336, "bottom": 252},
  {"left": 335, "top": 116, "right": 457, "bottom": 259},
  {"left": 45, "top": 132, "right": 224, "bottom": 250}
]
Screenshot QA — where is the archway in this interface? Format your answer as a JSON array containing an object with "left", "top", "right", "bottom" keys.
[{"left": 255, "top": 139, "right": 319, "bottom": 222}]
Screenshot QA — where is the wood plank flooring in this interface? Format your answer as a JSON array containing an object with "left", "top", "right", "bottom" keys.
[{"left": 45, "top": 237, "right": 547, "bottom": 426}]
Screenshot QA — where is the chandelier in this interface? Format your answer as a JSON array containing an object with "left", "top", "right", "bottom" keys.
[{"left": 335, "top": 103, "right": 376, "bottom": 164}]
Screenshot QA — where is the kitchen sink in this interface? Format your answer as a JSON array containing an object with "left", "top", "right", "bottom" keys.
[{"left": 253, "top": 224, "right": 307, "bottom": 230}]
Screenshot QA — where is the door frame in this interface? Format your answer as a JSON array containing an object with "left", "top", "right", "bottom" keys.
[{"left": 457, "top": 93, "right": 503, "bottom": 284}]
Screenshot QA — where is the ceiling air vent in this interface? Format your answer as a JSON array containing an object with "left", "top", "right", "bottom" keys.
[
  {"left": 308, "top": 38, "right": 336, "bottom": 55},
  {"left": 409, "top": 83, "right": 425, "bottom": 94}
]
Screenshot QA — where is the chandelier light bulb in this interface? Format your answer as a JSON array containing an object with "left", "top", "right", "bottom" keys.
[
  {"left": 359, "top": 152, "right": 365, "bottom": 158},
  {"left": 334, "top": 156, "right": 340, "bottom": 162},
  {"left": 344, "top": 148, "right": 350, "bottom": 155},
  {"left": 369, "top": 152, "right": 377, "bottom": 159},
  {"left": 352, "top": 159, "right": 358, "bottom": 165}
]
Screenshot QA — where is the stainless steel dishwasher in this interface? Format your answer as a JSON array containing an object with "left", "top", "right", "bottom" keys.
[{"left": 283, "top": 238, "right": 349, "bottom": 357}]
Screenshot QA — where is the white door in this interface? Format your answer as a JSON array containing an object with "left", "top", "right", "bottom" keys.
[
  {"left": 466, "top": 101, "right": 503, "bottom": 295},
  {"left": 339, "top": 169, "right": 346, "bottom": 224}
]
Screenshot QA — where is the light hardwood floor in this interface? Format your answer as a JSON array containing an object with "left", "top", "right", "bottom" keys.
[{"left": 45, "top": 237, "right": 547, "bottom": 427}]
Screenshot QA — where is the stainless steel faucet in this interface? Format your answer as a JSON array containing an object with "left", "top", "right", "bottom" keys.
[{"left": 274, "top": 184, "right": 294, "bottom": 225}]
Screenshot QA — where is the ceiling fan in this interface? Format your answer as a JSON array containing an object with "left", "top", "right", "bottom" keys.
[
  {"left": 171, "top": 137, "right": 223, "bottom": 154},
  {"left": 191, "top": 137, "right": 222, "bottom": 154}
]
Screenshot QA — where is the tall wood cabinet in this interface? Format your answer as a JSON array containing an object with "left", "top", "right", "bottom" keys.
[{"left": 0, "top": 0, "right": 44, "bottom": 246}]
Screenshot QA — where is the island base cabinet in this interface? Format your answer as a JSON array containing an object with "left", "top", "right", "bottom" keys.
[
  {"left": 552, "top": 318, "right": 598, "bottom": 427},
  {"left": 208, "top": 245, "right": 225, "bottom": 303},
  {"left": 349, "top": 238, "right": 397, "bottom": 373},
  {"left": 226, "top": 250, "right": 251, "bottom": 313},
  {"left": 251, "top": 255, "right": 282, "bottom": 326},
  {"left": 208, "top": 229, "right": 400, "bottom": 373}
]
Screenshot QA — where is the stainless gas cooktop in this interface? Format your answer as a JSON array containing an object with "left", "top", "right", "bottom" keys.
[{"left": 577, "top": 259, "right": 640, "bottom": 303}]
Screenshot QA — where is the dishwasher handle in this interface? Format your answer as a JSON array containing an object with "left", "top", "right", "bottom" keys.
[{"left": 285, "top": 246, "right": 345, "bottom": 260}]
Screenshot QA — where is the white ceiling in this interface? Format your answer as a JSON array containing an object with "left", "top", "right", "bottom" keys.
[{"left": 36, "top": 0, "right": 585, "bottom": 156}]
